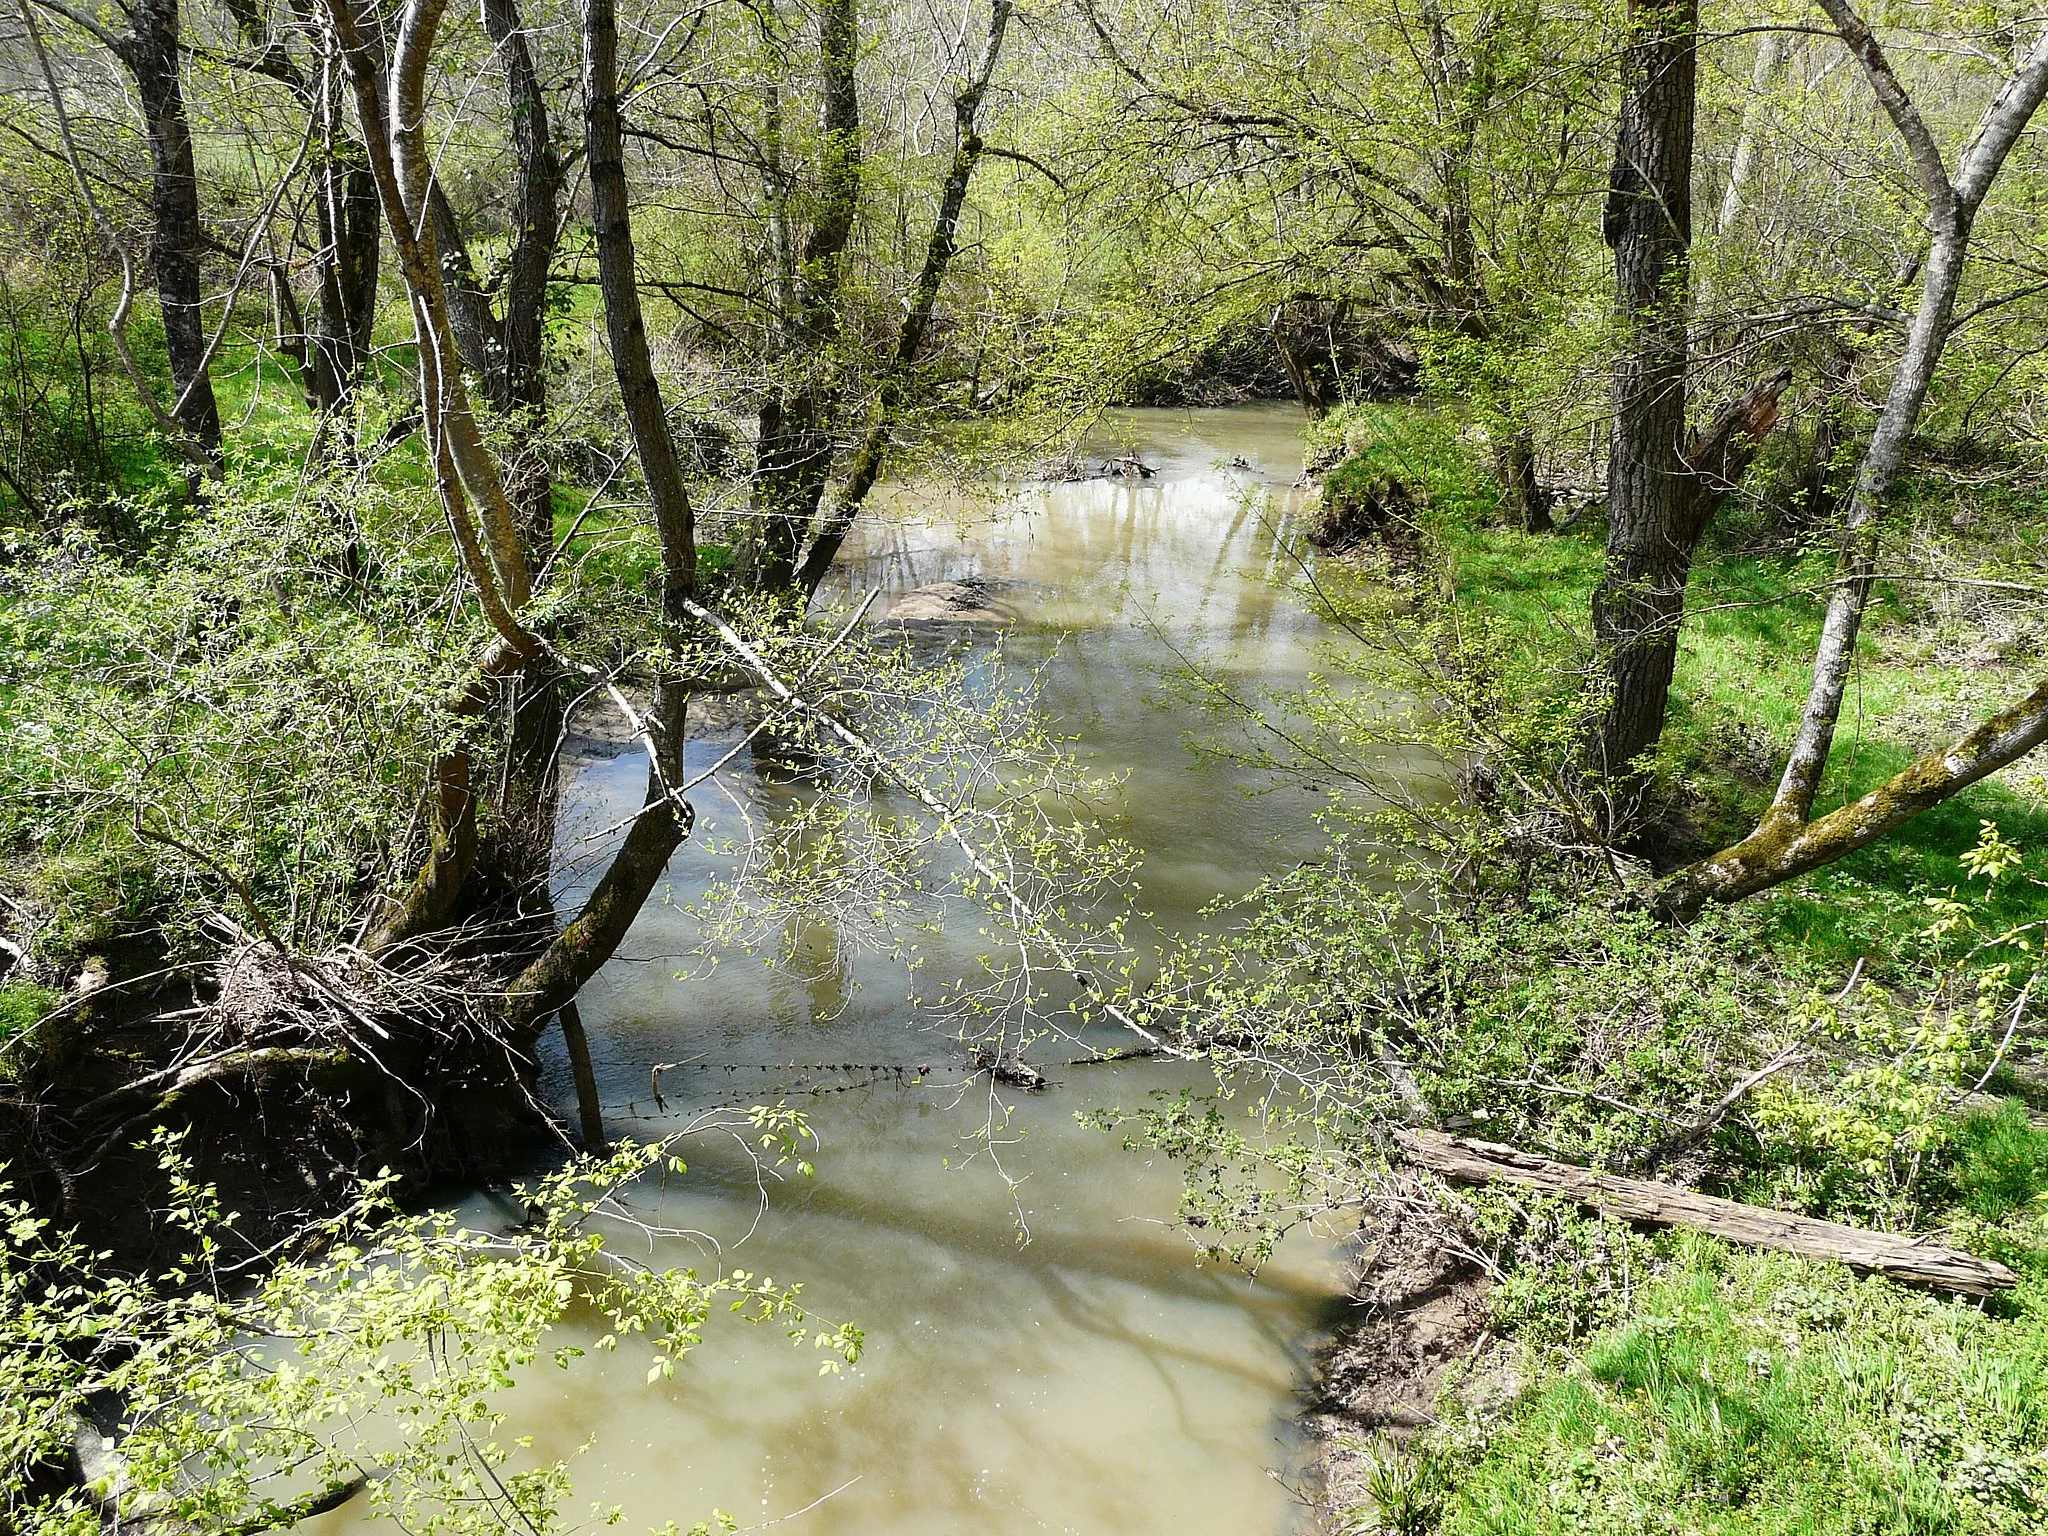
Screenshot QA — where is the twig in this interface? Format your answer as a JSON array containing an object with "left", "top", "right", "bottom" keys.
[
  {"left": 1968, "top": 970, "right": 2036, "bottom": 1098},
  {"left": 682, "top": 598, "right": 1190, "bottom": 1058}
]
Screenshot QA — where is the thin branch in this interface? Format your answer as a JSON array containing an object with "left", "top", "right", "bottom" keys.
[{"left": 683, "top": 597, "right": 1188, "bottom": 1058}]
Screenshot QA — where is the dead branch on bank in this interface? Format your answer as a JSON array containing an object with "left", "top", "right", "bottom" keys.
[{"left": 1397, "top": 1129, "right": 2016, "bottom": 1297}]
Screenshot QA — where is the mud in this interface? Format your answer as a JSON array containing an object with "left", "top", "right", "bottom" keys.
[{"left": 1305, "top": 1208, "right": 1500, "bottom": 1521}]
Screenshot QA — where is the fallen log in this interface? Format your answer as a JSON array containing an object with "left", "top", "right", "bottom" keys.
[{"left": 1396, "top": 1129, "right": 2016, "bottom": 1298}]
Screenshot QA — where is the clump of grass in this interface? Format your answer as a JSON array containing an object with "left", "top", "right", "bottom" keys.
[
  {"left": 0, "top": 981, "right": 56, "bottom": 1079},
  {"left": 1346, "top": 1437, "right": 1451, "bottom": 1535},
  {"left": 1952, "top": 1101, "right": 2048, "bottom": 1223}
]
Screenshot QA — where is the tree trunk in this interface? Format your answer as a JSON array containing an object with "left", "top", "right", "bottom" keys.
[
  {"left": 121, "top": 0, "right": 224, "bottom": 464},
  {"left": 433, "top": 0, "right": 564, "bottom": 843},
  {"left": 746, "top": 393, "right": 835, "bottom": 597},
  {"left": 734, "top": 0, "right": 861, "bottom": 598},
  {"left": 317, "top": 0, "right": 546, "bottom": 951},
  {"left": 1788, "top": 344, "right": 1853, "bottom": 532},
  {"left": 1651, "top": 676, "right": 2048, "bottom": 917},
  {"left": 1715, "top": 34, "right": 1787, "bottom": 237},
  {"left": 1646, "top": 12, "right": 2048, "bottom": 914},
  {"left": 219, "top": 0, "right": 381, "bottom": 422},
  {"left": 1398, "top": 1129, "right": 2015, "bottom": 1296},
  {"left": 1588, "top": 0, "right": 1698, "bottom": 781},
  {"left": 1494, "top": 430, "right": 1552, "bottom": 533},
  {"left": 1769, "top": 227, "right": 1969, "bottom": 826},
  {"left": 558, "top": 1001, "right": 608, "bottom": 1155},
  {"left": 502, "top": 679, "right": 691, "bottom": 1032},
  {"left": 794, "top": 0, "right": 1011, "bottom": 601},
  {"left": 304, "top": 150, "right": 381, "bottom": 415},
  {"left": 584, "top": 0, "right": 696, "bottom": 614}
]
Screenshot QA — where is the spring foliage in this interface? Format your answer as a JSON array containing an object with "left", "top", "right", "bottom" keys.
[{"left": 0, "top": 1121, "right": 859, "bottom": 1536}]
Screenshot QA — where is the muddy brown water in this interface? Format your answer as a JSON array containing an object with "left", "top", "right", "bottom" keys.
[{"left": 325, "top": 406, "right": 1393, "bottom": 1535}]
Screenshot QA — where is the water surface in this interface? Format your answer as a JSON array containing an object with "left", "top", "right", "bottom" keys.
[{"left": 339, "top": 406, "right": 1362, "bottom": 1536}]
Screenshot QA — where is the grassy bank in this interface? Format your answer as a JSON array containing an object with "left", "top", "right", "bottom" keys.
[
  {"left": 1423, "top": 1218, "right": 2048, "bottom": 1534},
  {"left": 1290, "top": 405, "right": 2048, "bottom": 1534},
  {"left": 1308, "top": 402, "right": 2048, "bottom": 961}
]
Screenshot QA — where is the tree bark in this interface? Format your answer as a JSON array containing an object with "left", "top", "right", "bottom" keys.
[
  {"left": 1398, "top": 1129, "right": 2016, "bottom": 1296},
  {"left": 1649, "top": 10, "right": 2048, "bottom": 912},
  {"left": 501, "top": 681, "right": 691, "bottom": 1032},
  {"left": 304, "top": 149, "right": 381, "bottom": 415},
  {"left": 219, "top": 0, "right": 382, "bottom": 419},
  {"left": 1768, "top": 7, "right": 2048, "bottom": 829},
  {"left": 428, "top": 0, "right": 565, "bottom": 841},
  {"left": 1715, "top": 33, "right": 1787, "bottom": 237},
  {"left": 1650, "top": 674, "right": 2048, "bottom": 917},
  {"left": 117, "top": 0, "right": 224, "bottom": 464},
  {"left": 321, "top": 0, "right": 536, "bottom": 635},
  {"left": 734, "top": 0, "right": 862, "bottom": 598},
  {"left": 584, "top": 0, "right": 696, "bottom": 615},
  {"left": 1589, "top": 0, "right": 1698, "bottom": 781},
  {"left": 1494, "top": 430, "right": 1552, "bottom": 533},
  {"left": 1768, "top": 228, "right": 1970, "bottom": 828},
  {"left": 315, "top": 0, "right": 545, "bottom": 952},
  {"left": 559, "top": 1000, "right": 608, "bottom": 1154}
]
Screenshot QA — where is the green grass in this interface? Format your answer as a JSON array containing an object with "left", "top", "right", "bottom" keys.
[
  {"left": 0, "top": 982, "right": 54, "bottom": 1054},
  {"left": 1321, "top": 402, "right": 2048, "bottom": 970},
  {"left": 1952, "top": 1101, "right": 2048, "bottom": 1221},
  {"left": 1436, "top": 1230, "right": 2048, "bottom": 1535}
]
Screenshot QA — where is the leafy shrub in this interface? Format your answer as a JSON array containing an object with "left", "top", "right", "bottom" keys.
[
  {"left": 28, "top": 849, "right": 165, "bottom": 964},
  {"left": 0, "top": 1126, "right": 858, "bottom": 1536},
  {"left": 0, "top": 465, "right": 466, "bottom": 952}
]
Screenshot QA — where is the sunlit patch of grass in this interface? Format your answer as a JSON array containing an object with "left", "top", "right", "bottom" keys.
[
  {"left": 1952, "top": 1101, "right": 2048, "bottom": 1221},
  {"left": 1320, "top": 403, "right": 2048, "bottom": 970},
  {"left": 1441, "top": 1232, "right": 2048, "bottom": 1536}
]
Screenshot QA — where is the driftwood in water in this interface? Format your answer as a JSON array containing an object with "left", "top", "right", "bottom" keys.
[
  {"left": 1397, "top": 1129, "right": 2016, "bottom": 1298},
  {"left": 972, "top": 1042, "right": 1047, "bottom": 1090}
]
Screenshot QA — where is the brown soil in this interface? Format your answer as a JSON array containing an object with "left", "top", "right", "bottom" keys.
[
  {"left": 1304, "top": 1206, "right": 1497, "bottom": 1522},
  {"left": 1306, "top": 474, "right": 1428, "bottom": 579}
]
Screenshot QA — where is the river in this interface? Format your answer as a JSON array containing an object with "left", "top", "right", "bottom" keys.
[{"left": 336, "top": 405, "right": 1361, "bottom": 1535}]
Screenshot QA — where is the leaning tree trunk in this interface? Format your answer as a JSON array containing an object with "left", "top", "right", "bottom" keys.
[
  {"left": 320, "top": 0, "right": 543, "bottom": 954},
  {"left": 1588, "top": 0, "right": 1698, "bottom": 783},
  {"left": 428, "top": 0, "right": 566, "bottom": 847},
  {"left": 583, "top": 0, "right": 696, "bottom": 611},
  {"left": 120, "top": 0, "right": 224, "bottom": 465},
  {"left": 1651, "top": 675, "right": 2048, "bottom": 917},
  {"left": 1768, "top": 226, "right": 1969, "bottom": 827},
  {"left": 1646, "top": 7, "right": 2048, "bottom": 915}
]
